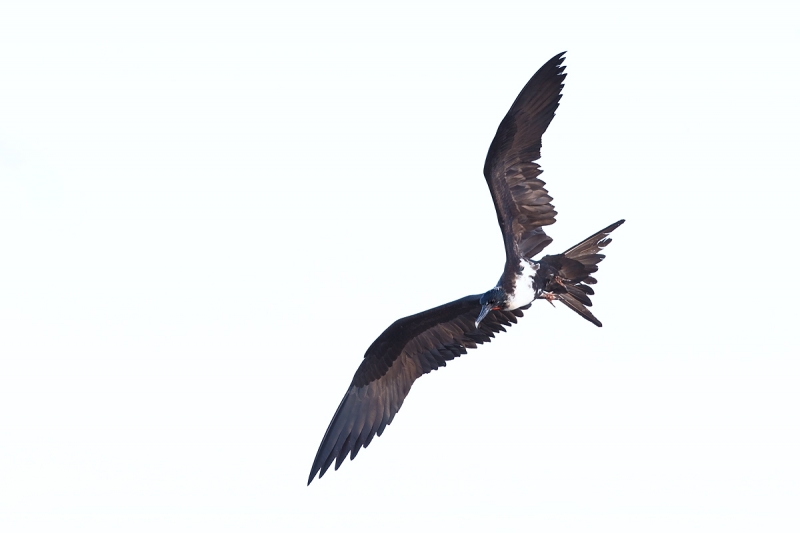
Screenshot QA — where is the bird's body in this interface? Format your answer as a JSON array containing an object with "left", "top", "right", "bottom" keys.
[
  {"left": 308, "top": 52, "right": 625, "bottom": 484},
  {"left": 503, "top": 258, "right": 540, "bottom": 311}
]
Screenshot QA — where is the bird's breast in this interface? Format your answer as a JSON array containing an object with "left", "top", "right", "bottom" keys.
[{"left": 506, "top": 259, "right": 539, "bottom": 310}]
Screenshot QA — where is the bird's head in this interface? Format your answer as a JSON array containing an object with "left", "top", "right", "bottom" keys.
[{"left": 476, "top": 287, "right": 507, "bottom": 328}]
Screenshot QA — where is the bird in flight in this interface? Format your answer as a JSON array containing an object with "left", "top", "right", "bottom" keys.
[{"left": 308, "top": 52, "right": 624, "bottom": 484}]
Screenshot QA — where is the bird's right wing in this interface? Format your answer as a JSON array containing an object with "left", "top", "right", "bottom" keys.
[{"left": 308, "top": 295, "right": 527, "bottom": 484}]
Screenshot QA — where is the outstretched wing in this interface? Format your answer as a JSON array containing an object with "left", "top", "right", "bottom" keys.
[
  {"left": 483, "top": 52, "right": 566, "bottom": 262},
  {"left": 308, "top": 295, "right": 527, "bottom": 484}
]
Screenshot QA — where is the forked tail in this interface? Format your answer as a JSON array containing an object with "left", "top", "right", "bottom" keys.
[{"left": 539, "top": 219, "right": 625, "bottom": 327}]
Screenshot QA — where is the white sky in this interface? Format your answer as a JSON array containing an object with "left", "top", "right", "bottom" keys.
[{"left": 1, "top": 1, "right": 798, "bottom": 531}]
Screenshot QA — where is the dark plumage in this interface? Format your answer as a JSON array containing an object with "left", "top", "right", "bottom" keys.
[{"left": 308, "top": 52, "right": 624, "bottom": 484}]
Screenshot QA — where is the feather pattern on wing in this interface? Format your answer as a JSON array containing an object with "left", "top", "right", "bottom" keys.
[
  {"left": 308, "top": 295, "right": 527, "bottom": 484},
  {"left": 483, "top": 52, "right": 567, "bottom": 263}
]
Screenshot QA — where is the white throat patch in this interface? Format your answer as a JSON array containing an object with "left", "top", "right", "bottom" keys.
[{"left": 506, "top": 259, "right": 539, "bottom": 310}]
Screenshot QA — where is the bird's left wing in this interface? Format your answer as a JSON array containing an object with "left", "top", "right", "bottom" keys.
[
  {"left": 308, "top": 295, "right": 527, "bottom": 484},
  {"left": 483, "top": 52, "right": 566, "bottom": 262}
]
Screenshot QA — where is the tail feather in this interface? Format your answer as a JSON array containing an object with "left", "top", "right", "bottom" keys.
[
  {"left": 563, "top": 219, "right": 624, "bottom": 258},
  {"left": 565, "top": 283, "right": 592, "bottom": 306},
  {"left": 540, "top": 219, "right": 625, "bottom": 327},
  {"left": 561, "top": 288, "right": 602, "bottom": 327}
]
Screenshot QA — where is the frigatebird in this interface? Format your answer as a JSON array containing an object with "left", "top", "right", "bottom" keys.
[{"left": 308, "top": 52, "right": 624, "bottom": 484}]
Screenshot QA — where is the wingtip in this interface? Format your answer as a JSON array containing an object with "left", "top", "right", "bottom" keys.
[
  {"left": 599, "top": 219, "right": 626, "bottom": 235},
  {"left": 307, "top": 462, "right": 324, "bottom": 485},
  {"left": 541, "top": 51, "right": 567, "bottom": 72}
]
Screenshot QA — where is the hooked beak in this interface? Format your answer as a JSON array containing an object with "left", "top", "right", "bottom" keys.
[{"left": 475, "top": 303, "right": 495, "bottom": 328}]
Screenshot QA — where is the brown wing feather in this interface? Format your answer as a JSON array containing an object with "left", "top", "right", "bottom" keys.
[
  {"left": 308, "top": 295, "right": 527, "bottom": 484},
  {"left": 483, "top": 52, "right": 567, "bottom": 261}
]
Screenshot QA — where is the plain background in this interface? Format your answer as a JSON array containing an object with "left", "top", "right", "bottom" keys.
[{"left": 1, "top": 1, "right": 798, "bottom": 531}]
